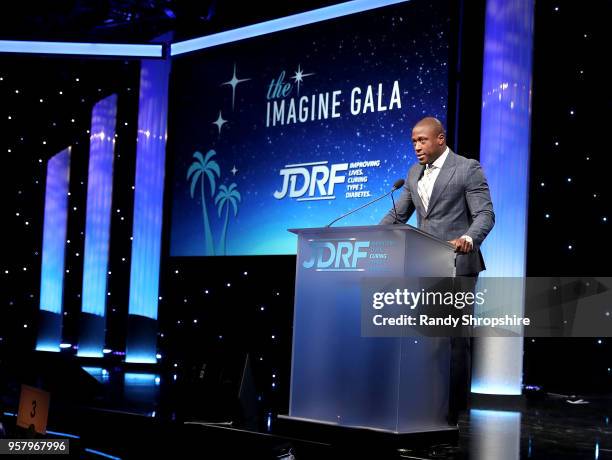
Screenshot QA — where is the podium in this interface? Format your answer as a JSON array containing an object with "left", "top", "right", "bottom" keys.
[{"left": 280, "top": 224, "right": 457, "bottom": 439}]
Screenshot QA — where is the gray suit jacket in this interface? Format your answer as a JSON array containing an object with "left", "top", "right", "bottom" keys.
[{"left": 380, "top": 150, "right": 495, "bottom": 275}]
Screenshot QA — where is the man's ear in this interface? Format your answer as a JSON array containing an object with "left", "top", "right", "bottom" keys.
[{"left": 438, "top": 134, "right": 446, "bottom": 145}]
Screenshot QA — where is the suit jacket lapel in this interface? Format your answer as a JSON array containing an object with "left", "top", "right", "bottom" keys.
[
  {"left": 426, "top": 150, "right": 457, "bottom": 216},
  {"left": 411, "top": 164, "right": 427, "bottom": 215}
]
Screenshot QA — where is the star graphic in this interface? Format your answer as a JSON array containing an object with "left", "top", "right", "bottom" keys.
[
  {"left": 221, "top": 63, "right": 251, "bottom": 111},
  {"left": 291, "top": 64, "right": 315, "bottom": 94},
  {"left": 230, "top": 165, "right": 238, "bottom": 175},
  {"left": 213, "top": 111, "right": 227, "bottom": 136}
]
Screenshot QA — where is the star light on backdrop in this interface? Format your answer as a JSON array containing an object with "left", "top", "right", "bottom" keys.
[
  {"left": 291, "top": 64, "right": 315, "bottom": 94},
  {"left": 212, "top": 110, "right": 228, "bottom": 136},
  {"left": 221, "top": 63, "right": 251, "bottom": 111}
]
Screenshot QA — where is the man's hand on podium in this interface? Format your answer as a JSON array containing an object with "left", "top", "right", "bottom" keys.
[{"left": 449, "top": 235, "right": 473, "bottom": 254}]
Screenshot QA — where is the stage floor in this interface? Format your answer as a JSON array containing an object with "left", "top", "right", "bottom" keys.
[{"left": 1, "top": 363, "right": 610, "bottom": 459}]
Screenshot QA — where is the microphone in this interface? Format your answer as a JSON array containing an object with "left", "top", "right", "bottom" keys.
[
  {"left": 392, "top": 178, "right": 406, "bottom": 190},
  {"left": 390, "top": 183, "right": 400, "bottom": 224},
  {"left": 326, "top": 178, "right": 405, "bottom": 227}
]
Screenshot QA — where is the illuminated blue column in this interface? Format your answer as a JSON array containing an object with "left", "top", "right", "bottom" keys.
[
  {"left": 470, "top": 410, "right": 521, "bottom": 459},
  {"left": 37, "top": 147, "right": 71, "bottom": 352},
  {"left": 78, "top": 94, "right": 118, "bottom": 358},
  {"left": 125, "top": 56, "right": 171, "bottom": 363},
  {"left": 472, "top": 0, "right": 535, "bottom": 395}
]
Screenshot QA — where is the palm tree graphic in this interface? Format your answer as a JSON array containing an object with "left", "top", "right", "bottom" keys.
[
  {"left": 187, "top": 150, "right": 220, "bottom": 255},
  {"left": 215, "top": 183, "right": 241, "bottom": 255}
]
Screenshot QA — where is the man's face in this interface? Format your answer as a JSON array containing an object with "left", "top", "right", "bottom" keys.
[{"left": 412, "top": 125, "right": 445, "bottom": 165}]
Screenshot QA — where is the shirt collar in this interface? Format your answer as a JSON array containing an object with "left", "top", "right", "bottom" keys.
[{"left": 430, "top": 146, "right": 449, "bottom": 169}]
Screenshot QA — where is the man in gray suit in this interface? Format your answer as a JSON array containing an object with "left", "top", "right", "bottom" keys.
[
  {"left": 380, "top": 116, "right": 495, "bottom": 422},
  {"left": 380, "top": 116, "right": 494, "bottom": 275}
]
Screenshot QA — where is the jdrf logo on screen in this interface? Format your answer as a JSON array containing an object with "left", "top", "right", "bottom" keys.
[
  {"left": 302, "top": 239, "right": 370, "bottom": 271},
  {"left": 274, "top": 161, "right": 348, "bottom": 201}
]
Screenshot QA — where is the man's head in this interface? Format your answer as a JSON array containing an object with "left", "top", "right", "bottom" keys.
[{"left": 411, "top": 117, "right": 447, "bottom": 165}]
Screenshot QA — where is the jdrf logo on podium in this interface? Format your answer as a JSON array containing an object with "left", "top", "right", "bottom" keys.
[
  {"left": 302, "top": 239, "right": 370, "bottom": 271},
  {"left": 274, "top": 161, "right": 348, "bottom": 201}
]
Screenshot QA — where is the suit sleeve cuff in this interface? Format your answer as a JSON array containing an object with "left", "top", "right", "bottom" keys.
[{"left": 460, "top": 235, "right": 473, "bottom": 246}]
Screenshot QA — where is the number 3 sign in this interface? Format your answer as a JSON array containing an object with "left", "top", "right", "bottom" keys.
[{"left": 17, "top": 385, "right": 50, "bottom": 434}]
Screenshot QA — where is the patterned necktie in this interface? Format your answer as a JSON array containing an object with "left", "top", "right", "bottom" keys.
[{"left": 418, "top": 164, "right": 436, "bottom": 212}]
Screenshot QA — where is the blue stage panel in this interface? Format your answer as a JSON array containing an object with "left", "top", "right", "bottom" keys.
[
  {"left": 126, "top": 51, "right": 172, "bottom": 363},
  {"left": 81, "top": 95, "right": 118, "bottom": 318},
  {"left": 37, "top": 147, "right": 71, "bottom": 352},
  {"left": 472, "top": 0, "right": 535, "bottom": 396}
]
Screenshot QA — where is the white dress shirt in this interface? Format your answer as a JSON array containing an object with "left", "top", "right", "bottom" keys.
[{"left": 418, "top": 147, "right": 449, "bottom": 207}]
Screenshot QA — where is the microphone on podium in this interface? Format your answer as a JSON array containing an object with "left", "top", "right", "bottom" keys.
[{"left": 326, "top": 178, "right": 405, "bottom": 227}]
